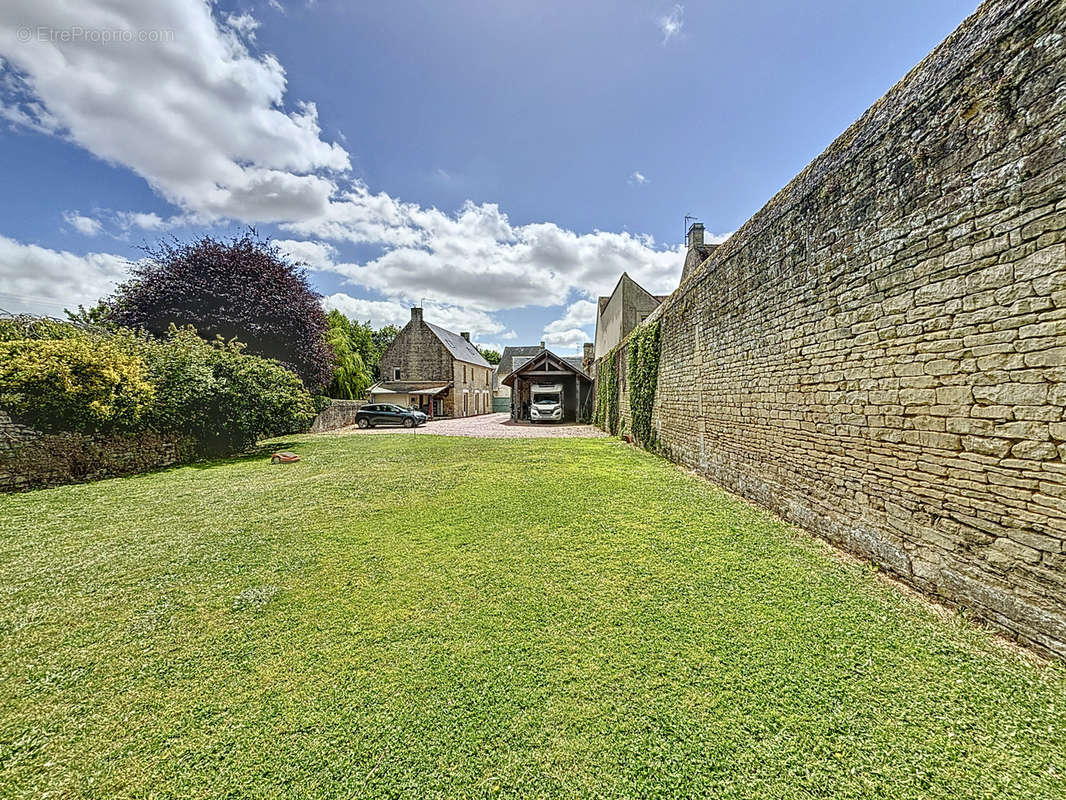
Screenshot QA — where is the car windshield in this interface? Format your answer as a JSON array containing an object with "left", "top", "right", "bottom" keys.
[{"left": 533, "top": 394, "right": 560, "bottom": 405}]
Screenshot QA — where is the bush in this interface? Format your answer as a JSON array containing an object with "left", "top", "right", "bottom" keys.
[
  {"left": 0, "top": 337, "right": 155, "bottom": 433},
  {"left": 139, "top": 327, "right": 317, "bottom": 454},
  {"left": 0, "top": 324, "right": 317, "bottom": 460},
  {"left": 106, "top": 232, "right": 334, "bottom": 389}
]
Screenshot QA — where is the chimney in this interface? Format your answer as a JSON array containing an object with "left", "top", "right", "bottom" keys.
[
  {"left": 583, "top": 342, "right": 594, "bottom": 363},
  {"left": 411, "top": 306, "right": 423, "bottom": 323},
  {"left": 460, "top": 331, "right": 470, "bottom": 342},
  {"left": 686, "top": 222, "right": 705, "bottom": 248},
  {"left": 539, "top": 340, "right": 546, "bottom": 349}
]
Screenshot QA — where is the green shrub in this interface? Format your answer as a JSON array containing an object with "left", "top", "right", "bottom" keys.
[
  {"left": 199, "top": 342, "right": 317, "bottom": 453},
  {"left": 0, "top": 337, "right": 155, "bottom": 432},
  {"left": 139, "top": 327, "right": 316, "bottom": 454}
]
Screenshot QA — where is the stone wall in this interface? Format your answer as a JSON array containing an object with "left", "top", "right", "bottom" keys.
[
  {"left": 1, "top": 411, "right": 191, "bottom": 492},
  {"left": 310, "top": 399, "right": 365, "bottom": 432},
  {"left": 600, "top": 0, "right": 1066, "bottom": 657}
]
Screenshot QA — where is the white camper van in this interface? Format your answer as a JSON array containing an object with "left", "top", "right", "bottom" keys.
[{"left": 530, "top": 383, "right": 563, "bottom": 423}]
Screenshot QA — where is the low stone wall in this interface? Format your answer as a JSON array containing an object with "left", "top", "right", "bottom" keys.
[
  {"left": 1, "top": 413, "right": 191, "bottom": 492},
  {"left": 310, "top": 399, "right": 365, "bottom": 432},
  {"left": 598, "top": 0, "right": 1066, "bottom": 658}
]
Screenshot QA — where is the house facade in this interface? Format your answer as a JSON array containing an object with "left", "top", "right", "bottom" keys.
[
  {"left": 593, "top": 272, "right": 667, "bottom": 361},
  {"left": 372, "top": 307, "right": 493, "bottom": 417}
]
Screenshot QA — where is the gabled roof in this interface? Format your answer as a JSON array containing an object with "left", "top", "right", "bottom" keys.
[
  {"left": 426, "top": 322, "right": 491, "bottom": 367},
  {"left": 496, "top": 345, "right": 544, "bottom": 377},
  {"left": 501, "top": 348, "right": 592, "bottom": 387}
]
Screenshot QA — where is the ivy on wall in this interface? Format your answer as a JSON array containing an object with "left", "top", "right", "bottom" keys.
[
  {"left": 627, "top": 321, "right": 661, "bottom": 448},
  {"left": 594, "top": 350, "right": 619, "bottom": 435}
]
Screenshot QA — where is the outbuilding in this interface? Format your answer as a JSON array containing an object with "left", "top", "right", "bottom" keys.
[{"left": 502, "top": 349, "right": 593, "bottom": 423}]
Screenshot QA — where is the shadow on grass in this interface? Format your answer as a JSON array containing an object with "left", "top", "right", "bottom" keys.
[
  {"left": 1, "top": 440, "right": 306, "bottom": 495},
  {"left": 178, "top": 441, "right": 303, "bottom": 471}
]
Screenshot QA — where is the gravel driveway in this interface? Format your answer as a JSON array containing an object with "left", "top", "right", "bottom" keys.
[{"left": 330, "top": 412, "right": 606, "bottom": 439}]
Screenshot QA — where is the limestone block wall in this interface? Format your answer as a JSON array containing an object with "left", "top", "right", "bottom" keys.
[
  {"left": 309, "top": 400, "right": 366, "bottom": 433},
  {"left": 607, "top": 0, "right": 1066, "bottom": 657}
]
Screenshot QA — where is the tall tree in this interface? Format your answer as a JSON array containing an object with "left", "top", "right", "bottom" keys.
[
  {"left": 325, "top": 310, "right": 373, "bottom": 399},
  {"left": 106, "top": 232, "right": 333, "bottom": 389}
]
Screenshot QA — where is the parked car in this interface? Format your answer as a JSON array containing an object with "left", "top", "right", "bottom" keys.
[{"left": 355, "top": 404, "right": 428, "bottom": 429}]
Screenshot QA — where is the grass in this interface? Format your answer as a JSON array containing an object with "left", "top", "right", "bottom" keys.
[{"left": 0, "top": 433, "right": 1064, "bottom": 799}]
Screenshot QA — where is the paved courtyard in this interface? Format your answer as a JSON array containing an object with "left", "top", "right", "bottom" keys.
[{"left": 332, "top": 412, "right": 606, "bottom": 438}]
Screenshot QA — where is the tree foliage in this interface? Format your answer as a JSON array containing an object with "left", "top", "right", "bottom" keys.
[
  {"left": 325, "top": 310, "right": 373, "bottom": 400},
  {"left": 477, "top": 346, "right": 501, "bottom": 365},
  {"left": 105, "top": 232, "right": 334, "bottom": 389}
]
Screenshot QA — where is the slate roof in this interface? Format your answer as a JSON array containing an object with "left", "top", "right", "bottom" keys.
[
  {"left": 496, "top": 345, "right": 544, "bottom": 377},
  {"left": 501, "top": 349, "right": 592, "bottom": 387},
  {"left": 426, "top": 322, "right": 491, "bottom": 367},
  {"left": 563, "top": 356, "right": 586, "bottom": 372}
]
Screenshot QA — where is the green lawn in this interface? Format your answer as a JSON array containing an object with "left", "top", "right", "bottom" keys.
[{"left": 1, "top": 434, "right": 1064, "bottom": 799}]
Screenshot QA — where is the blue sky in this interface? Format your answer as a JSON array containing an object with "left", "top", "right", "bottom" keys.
[{"left": 0, "top": 0, "right": 976, "bottom": 353}]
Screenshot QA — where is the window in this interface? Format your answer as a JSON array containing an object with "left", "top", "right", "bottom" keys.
[
  {"left": 393, "top": 367, "right": 401, "bottom": 380},
  {"left": 463, "top": 365, "right": 467, "bottom": 382}
]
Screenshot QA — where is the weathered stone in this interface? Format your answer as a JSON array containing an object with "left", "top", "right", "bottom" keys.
[{"left": 594, "top": 0, "right": 1066, "bottom": 661}]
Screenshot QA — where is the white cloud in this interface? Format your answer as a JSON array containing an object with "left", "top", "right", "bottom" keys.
[
  {"left": 541, "top": 299, "right": 598, "bottom": 353},
  {"left": 116, "top": 211, "right": 167, "bottom": 231},
  {"left": 292, "top": 201, "right": 683, "bottom": 312},
  {"left": 0, "top": 1, "right": 686, "bottom": 319},
  {"left": 323, "top": 293, "right": 509, "bottom": 340},
  {"left": 0, "top": 235, "right": 132, "bottom": 316},
  {"left": 225, "top": 13, "right": 260, "bottom": 40},
  {"left": 0, "top": 0, "right": 348, "bottom": 224},
  {"left": 658, "top": 4, "right": 684, "bottom": 44},
  {"left": 272, "top": 238, "right": 338, "bottom": 271},
  {"left": 62, "top": 211, "right": 103, "bottom": 236},
  {"left": 629, "top": 170, "right": 649, "bottom": 185}
]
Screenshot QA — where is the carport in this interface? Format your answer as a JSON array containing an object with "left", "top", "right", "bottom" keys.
[{"left": 502, "top": 349, "right": 593, "bottom": 423}]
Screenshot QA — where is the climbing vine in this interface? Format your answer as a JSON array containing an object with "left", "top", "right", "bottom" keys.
[
  {"left": 627, "top": 320, "right": 661, "bottom": 448},
  {"left": 594, "top": 349, "right": 619, "bottom": 435}
]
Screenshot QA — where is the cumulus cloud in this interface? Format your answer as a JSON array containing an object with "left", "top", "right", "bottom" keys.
[
  {"left": 658, "top": 5, "right": 684, "bottom": 44},
  {"left": 298, "top": 202, "right": 682, "bottom": 312},
  {"left": 273, "top": 238, "right": 338, "bottom": 271},
  {"left": 62, "top": 211, "right": 102, "bottom": 236},
  {"left": 323, "top": 293, "right": 510, "bottom": 340},
  {"left": 0, "top": 0, "right": 686, "bottom": 319},
  {"left": 0, "top": 0, "right": 348, "bottom": 224},
  {"left": 541, "top": 299, "right": 598, "bottom": 353},
  {"left": 0, "top": 235, "right": 132, "bottom": 316},
  {"left": 629, "top": 171, "right": 649, "bottom": 185}
]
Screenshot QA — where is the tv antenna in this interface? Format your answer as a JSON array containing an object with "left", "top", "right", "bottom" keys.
[{"left": 684, "top": 215, "right": 699, "bottom": 247}]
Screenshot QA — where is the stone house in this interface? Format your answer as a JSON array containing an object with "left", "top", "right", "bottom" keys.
[
  {"left": 593, "top": 272, "right": 667, "bottom": 361},
  {"left": 372, "top": 307, "right": 493, "bottom": 417}
]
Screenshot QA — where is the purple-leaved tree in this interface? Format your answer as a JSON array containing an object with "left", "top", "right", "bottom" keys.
[{"left": 108, "top": 232, "right": 333, "bottom": 390}]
